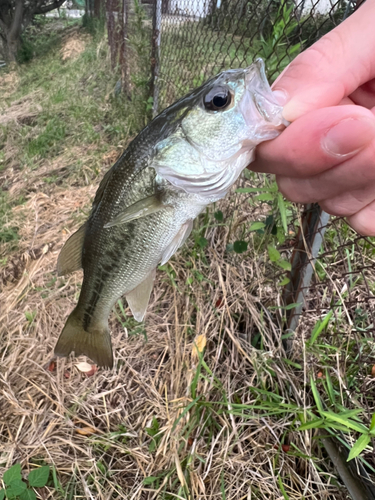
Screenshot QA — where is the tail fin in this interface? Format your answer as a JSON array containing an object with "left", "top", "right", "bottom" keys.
[{"left": 55, "top": 308, "right": 113, "bottom": 368}]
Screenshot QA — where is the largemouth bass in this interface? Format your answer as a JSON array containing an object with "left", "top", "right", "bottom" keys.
[{"left": 55, "top": 59, "right": 287, "bottom": 368}]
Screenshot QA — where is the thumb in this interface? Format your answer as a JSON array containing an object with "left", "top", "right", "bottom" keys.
[{"left": 274, "top": 0, "right": 375, "bottom": 122}]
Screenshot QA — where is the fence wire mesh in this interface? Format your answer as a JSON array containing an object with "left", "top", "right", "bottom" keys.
[
  {"left": 98, "top": 0, "right": 375, "bottom": 469},
  {"left": 144, "top": 0, "right": 374, "bottom": 345},
  {"left": 152, "top": 0, "right": 355, "bottom": 112},
  {"left": 98, "top": 0, "right": 375, "bottom": 344}
]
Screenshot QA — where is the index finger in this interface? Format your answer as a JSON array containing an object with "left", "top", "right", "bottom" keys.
[
  {"left": 252, "top": 105, "right": 375, "bottom": 177},
  {"left": 275, "top": 0, "right": 375, "bottom": 122}
]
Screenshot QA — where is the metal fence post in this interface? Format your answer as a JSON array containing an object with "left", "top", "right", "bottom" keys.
[
  {"left": 106, "top": 0, "right": 116, "bottom": 69},
  {"left": 151, "top": 0, "right": 162, "bottom": 117},
  {"left": 283, "top": 204, "right": 330, "bottom": 344},
  {"left": 120, "top": 0, "right": 129, "bottom": 95},
  {"left": 281, "top": 0, "right": 362, "bottom": 343}
]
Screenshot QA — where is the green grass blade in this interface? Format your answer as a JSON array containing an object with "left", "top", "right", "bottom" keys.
[
  {"left": 51, "top": 467, "right": 64, "bottom": 495},
  {"left": 310, "top": 310, "right": 333, "bottom": 345},
  {"left": 320, "top": 411, "right": 368, "bottom": 433},
  {"left": 325, "top": 369, "right": 335, "bottom": 405},
  {"left": 277, "top": 192, "right": 288, "bottom": 234},
  {"left": 278, "top": 475, "right": 290, "bottom": 500},
  {"left": 220, "top": 470, "right": 226, "bottom": 500},
  {"left": 298, "top": 418, "right": 325, "bottom": 431},
  {"left": 310, "top": 376, "right": 324, "bottom": 414},
  {"left": 190, "top": 353, "right": 203, "bottom": 399},
  {"left": 370, "top": 413, "right": 375, "bottom": 433},
  {"left": 335, "top": 409, "right": 364, "bottom": 419},
  {"left": 347, "top": 434, "right": 371, "bottom": 462},
  {"left": 172, "top": 397, "right": 201, "bottom": 432}
]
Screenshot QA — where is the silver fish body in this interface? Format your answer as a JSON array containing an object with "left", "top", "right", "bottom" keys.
[{"left": 54, "top": 59, "right": 287, "bottom": 368}]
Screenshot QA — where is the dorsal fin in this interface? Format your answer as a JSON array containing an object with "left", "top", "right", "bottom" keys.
[{"left": 57, "top": 224, "right": 86, "bottom": 276}]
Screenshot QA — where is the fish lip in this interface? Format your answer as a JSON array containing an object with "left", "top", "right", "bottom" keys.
[
  {"left": 243, "top": 58, "right": 289, "bottom": 129},
  {"left": 245, "top": 58, "right": 269, "bottom": 89}
]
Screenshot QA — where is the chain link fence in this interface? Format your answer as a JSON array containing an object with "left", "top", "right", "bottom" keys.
[
  {"left": 100, "top": 0, "right": 358, "bottom": 111},
  {"left": 96, "top": 0, "right": 375, "bottom": 340},
  {"left": 151, "top": 0, "right": 355, "bottom": 112},
  {"left": 104, "top": 2, "right": 375, "bottom": 486},
  {"left": 98, "top": 0, "right": 375, "bottom": 343}
]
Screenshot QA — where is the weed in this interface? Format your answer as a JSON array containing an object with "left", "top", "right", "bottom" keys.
[
  {"left": 0, "top": 21, "right": 130, "bottom": 182},
  {"left": 254, "top": 2, "right": 303, "bottom": 79},
  {"left": 26, "top": 116, "right": 67, "bottom": 159},
  {"left": 301, "top": 375, "right": 375, "bottom": 462},
  {"left": 125, "top": 0, "right": 154, "bottom": 128},
  {"left": 18, "top": 16, "right": 80, "bottom": 63},
  {"left": 25, "top": 310, "right": 37, "bottom": 325},
  {"left": 145, "top": 417, "right": 163, "bottom": 452},
  {"left": 82, "top": 13, "right": 106, "bottom": 39},
  {"left": 0, "top": 191, "right": 20, "bottom": 247},
  {"left": 0, "top": 464, "right": 50, "bottom": 500}
]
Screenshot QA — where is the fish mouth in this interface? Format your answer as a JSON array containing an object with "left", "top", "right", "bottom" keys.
[{"left": 241, "top": 58, "right": 289, "bottom": 134}]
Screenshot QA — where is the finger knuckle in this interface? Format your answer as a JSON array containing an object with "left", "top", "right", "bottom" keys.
[
  {"left": 284, "top": 34, "right": 340, "bottom": 81},
  {"left": 277, "top": 178, "right": 314, "bottom": 203},
  {"left": 320, "top": 200, "right": 354, "bottom": 217}
]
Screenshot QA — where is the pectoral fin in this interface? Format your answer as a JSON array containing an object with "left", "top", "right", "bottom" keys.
[
  {"left": 57, "top": 224, "right": 86, "bottom": 276},
  {"left": 160, "top": 220, "right": 193, "bottom": 265},
  {"left": 125, "top": 268, "right": 156, "bottom": 322},
  {"left": 104, "top": 195, "right": 172, "bottom": 228}
]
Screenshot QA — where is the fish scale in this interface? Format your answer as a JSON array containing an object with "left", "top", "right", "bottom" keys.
[{"left": 54, "top": 59, "right": 288, "bottom": 368}]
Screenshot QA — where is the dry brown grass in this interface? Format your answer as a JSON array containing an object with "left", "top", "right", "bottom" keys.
[
  {"left": 61, "top": 30, "right": 90, "bottom": 61},
  {"left": 0, "top": 155, "right": 353, "bottom": 499},
  {"left": 0, "top": 70, "right": 19, "bottom": 102},
  {"left": 0, "top": 92, "right": 42, "bottom": 127},
  {"left": 1, "top": 28, "right": 375, "bottom": 500}
]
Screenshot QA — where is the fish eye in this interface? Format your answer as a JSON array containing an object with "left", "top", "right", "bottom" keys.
[{"left": 203, "top": 87, "right": 232, "bottom": 111}]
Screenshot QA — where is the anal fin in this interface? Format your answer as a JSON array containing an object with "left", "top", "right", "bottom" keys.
[
  {"left": 57, "top": 224, "right": 86, "bottom": 276},
  {"left": 104, "top": 195, "right": 172, "bottom": 228},
  {"left": 125, "top": 269, "right": 156, "bottom": 322}
]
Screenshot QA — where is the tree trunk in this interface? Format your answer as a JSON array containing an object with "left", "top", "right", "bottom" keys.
[
  {"left": 0, "top": 0, "right": 66, "bottom": 62},
  {"left": 0, "top": 0, "right": 23, "bottom": 62},
  {"left": 94, "top": 0, "right": 106, "bottom": 18},
  {"left": 5, "top": 30, "right": 20, "bottom": 61},
  {"left": 0, "top": 24, "right": 20, "bottom": 62}
]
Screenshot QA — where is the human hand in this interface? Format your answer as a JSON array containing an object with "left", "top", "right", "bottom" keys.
[{"left": 250, "top": 0, "right": 375, "bottom": 236}]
